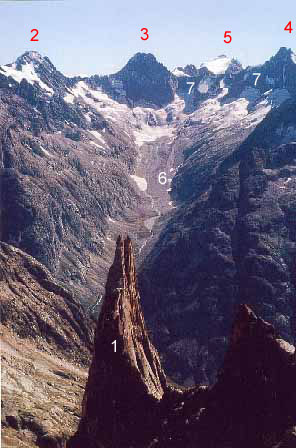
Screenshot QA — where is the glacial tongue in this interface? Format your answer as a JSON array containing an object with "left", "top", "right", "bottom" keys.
[{"left": 68, "top": 235, "right": 166, "bottom": 448}]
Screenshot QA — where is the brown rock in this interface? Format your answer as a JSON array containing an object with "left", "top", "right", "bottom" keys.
[
  {"left": 0, "top": 242, "right": 94, "bottom": 365},
  {"left": 68, "top": 236, "right": 166, "bottom": 448}
]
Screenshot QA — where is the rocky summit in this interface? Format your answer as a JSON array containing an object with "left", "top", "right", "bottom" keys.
[{"left": 68, "top": 237, "right": 296, "bottom": 448}]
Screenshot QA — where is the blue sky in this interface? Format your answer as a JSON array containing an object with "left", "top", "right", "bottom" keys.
[{"left": 0, "top": 0, "right": 295, "bottom": 75}]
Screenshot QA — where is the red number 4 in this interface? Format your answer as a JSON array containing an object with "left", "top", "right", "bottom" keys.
[
  {"left": 284, "top": 21, "right": 293, "bottom": 33},
  {"left": 141, "top": 28, "right": 149, "bottom": 40},
  {"left": 224, "top": 31, "right": 232, "bottom": 44},
  {"left": 31, "top": 29, "right": 39, "bottom": 41}
]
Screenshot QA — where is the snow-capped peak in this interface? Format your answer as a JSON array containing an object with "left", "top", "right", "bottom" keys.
[
  {"left": 0, "top": 53, "right": 54, "bottom": 95},
  {"left": 17, "top": 51, "right": 44, "bottom": 65},
  {"left": 200, "top": 55, "right": 232, "bottom": 75}
]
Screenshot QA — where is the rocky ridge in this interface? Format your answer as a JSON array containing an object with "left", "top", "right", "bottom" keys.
[{"left": 0, "top": 242, "right": 94, "bottom": 447}]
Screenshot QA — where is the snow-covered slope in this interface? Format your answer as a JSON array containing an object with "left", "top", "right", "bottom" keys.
[
  {"left": 0, "top": 60, "right": 54, "bottom": 94},
  {"left": 200, "top": 55, "right": 232, "bottom": 74}
]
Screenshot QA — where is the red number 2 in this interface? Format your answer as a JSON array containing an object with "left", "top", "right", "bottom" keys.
[
  {"left": 141, "top": 28, "right": 149, "bottom": 40},
  {"left": 284, "top": 21, "right": 293, "bottom": 33},
  {"left": 30, "top": 29, "right": 39, "bottom": 42},
  {"left": 224, "top": 31, "right": 232, "bottom": 44}
]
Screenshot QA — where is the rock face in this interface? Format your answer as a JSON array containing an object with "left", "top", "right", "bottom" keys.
[
  {"left": 68, "top": 236, "right": 167, "bottom": 448},
  {"left": 0, "top": 242, "right": 93, "bottom": 364},
  {"left": 0, "top": 242, "right": 94, "bottom": 447}
]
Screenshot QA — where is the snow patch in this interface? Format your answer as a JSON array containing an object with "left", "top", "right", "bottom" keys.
[
  {"left": 0, "top": 62, "right": 53, "bottom": 95},
  {"left": 197, "top": 81, "right": 209, "bottom": 94},
  {"left": 201, "top": 55, "right": 232, "bottom": 75},
  {"left": 133, "top": 123, "right": 174, "bottom": 146},
  {"left": 172, "top": 67, "right": 190, "bottom": 77},
  {"left": 130, "top": 175, "right": 147, "bottom": 191},
  {"left": 39, "top": 145, "right": 51, "bottom": 156},
  {"left": 89, "top": 141, "right": 105, "bottom": 150},
  {"left": 89, "top": 130, "right": 105, "bottom": 144}
]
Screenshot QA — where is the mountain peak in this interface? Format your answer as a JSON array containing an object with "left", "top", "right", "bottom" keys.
[
  {"left": 15, "top": 51, "right": 46, "bottom": 68},
  {"left": 69, "top": 236, "right": 166, "bottom": 447},
  {"left": 114, "top": 52, "right": 174, "bottom": 107},
  {"left": 271, "top": 46, "right": 296, "bottom": 65},
  {"left": 128, "top": 52, "right": 158, "bottom": 64}
]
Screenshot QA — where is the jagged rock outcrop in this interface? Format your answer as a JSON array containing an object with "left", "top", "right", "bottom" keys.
[
  {"left": 68, "top": 236, "right": 167, "bottom": 448},
  {"left": 192, "top": 304, "right": 296, "bottom": 448},
  {"left": 150, "top": 304, "right": 296, "bottom": 448}
]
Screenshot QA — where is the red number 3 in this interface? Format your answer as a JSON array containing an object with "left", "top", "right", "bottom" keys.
[
  {"left": 224, "top": 30, "right": 232, "bottom": 44},
  {"left": 31, "top": 29, "right": 39, "bottom": 42},
  {"left": 141, "top": 28, "right": 149, "bottom": 40}
]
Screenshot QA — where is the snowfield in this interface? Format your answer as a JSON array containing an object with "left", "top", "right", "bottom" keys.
[
  {"left": 201, "top": 55, "right": 232, "bottom": 74},
  {"left": 130, "top": 175, "right": 148, "bottom": 191},
  {"left": 0, "top": 62, "right": 54, "bottom": 95}
]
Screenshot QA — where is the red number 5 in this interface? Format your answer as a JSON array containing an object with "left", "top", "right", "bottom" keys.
[
  {"left": 31, "top": 29, "right": 39, "bottom": 41},
  {"left": 224, "top": 31, "right": 232, "bottom": 44},
  {"left": 141, "top": 28, "right": 149, "bottom": 40}
]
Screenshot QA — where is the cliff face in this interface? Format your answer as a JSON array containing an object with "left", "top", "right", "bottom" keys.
[
  {"left": 0, "top": 242, "right": 94, "bottom": 447},
  {"left": 68, "top": 236, "right": 167, "bottom": 448},
  {"left": 69, "top": 238, "right": 296, "bottom": 448},
  {"left": 0, "top": 242, "right": 94, "bottom": 364}
]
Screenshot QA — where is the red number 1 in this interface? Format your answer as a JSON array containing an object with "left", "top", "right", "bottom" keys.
[
  {"left": 31, "top": 29, "right": 39, "bottom": 41},
  {"left": 141, "top": 28, "right": 149, "bottom": 40}
]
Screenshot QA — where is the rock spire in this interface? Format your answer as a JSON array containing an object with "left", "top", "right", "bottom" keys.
[{"left": 68, "top": 236, "right": 166, "bottom": 448}]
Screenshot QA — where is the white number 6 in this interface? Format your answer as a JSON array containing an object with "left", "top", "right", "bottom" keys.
[{"left": 158, "top": 172, "right": 167, "bottom": 185}]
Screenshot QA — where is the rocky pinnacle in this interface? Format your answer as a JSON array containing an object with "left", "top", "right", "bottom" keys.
[{"left": 68, "top": 235, "right": 166, "bottom": 448}]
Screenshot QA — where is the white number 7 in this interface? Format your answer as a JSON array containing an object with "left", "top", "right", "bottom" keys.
[
  {"left": 186, "top": 82, "right": 195, "bottom": 94},
  {"left": 253, "top": 73, "right": 261, "bottom": 86}
]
